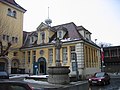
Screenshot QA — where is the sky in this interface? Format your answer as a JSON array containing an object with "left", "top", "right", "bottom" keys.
[{"left": 15, "top": 0, "right": 120, "bottom": 46}]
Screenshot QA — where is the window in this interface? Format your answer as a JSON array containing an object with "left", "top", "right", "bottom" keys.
[
  {"left": 15, "top": 37, "right": 18, "bottom": 43},
  {"left": 3, "top": 35, "right": 6, "bottom": 40},
  {"left": 8, "top": 8, "right": 11, "bottom": 16},
  {"left": 6, "top": 35, "right": 9, "bottom": 41},
  {"left": 48, "top": 49, "right": 53, "bottom": 64},
  {"left": 42, "top": 32, "right": 45, "bottom": 40},
  {"left": 28, "top": 51, "right": 30, "bottom": 63},
  {"left": 12, "top": 37, "right": 18, "bottom": 43},
  {"left": 58, "top": 31, "right": 62, "bottom": 39},
  {"left": 71, "top": 46, "right": 76, "bottom": 60},
  {"left": 7, "top": 8, "right": 17, "bottom": 18},
  {"left": 62, "top": 47, "right": 67, "bottom": 64},
  {"left": 32, "top": 37, "right": 34, "bottom": 42},
  {"left": 111, "top": 50, "right": 117, "bottom": 57},
  {"left": 13, "top": 52, "right": 17, "bottom": 56},
  {"left": 104, "top": 50, "right": 109, "bottom": 57},
  {"left": 32, "top": 51, "right": 36, "bottom": 63},
  {"left": 70, "top": 46, "right": 76, "bottom": 71},
  {"left": 13, "top": 11, "right": 16, "bottom": 18},
  {"left": 12, "top": 37, "right": 15, "bottom": 42}
]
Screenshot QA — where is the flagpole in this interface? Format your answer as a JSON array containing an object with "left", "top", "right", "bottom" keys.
[{"left": 101, "top": 45, "right": 105, "bottom": 72}]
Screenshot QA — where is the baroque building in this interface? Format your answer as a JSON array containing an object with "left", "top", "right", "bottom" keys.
[
  {"left": 21, "top": 22, "right": 101, "bottom": 78},
  {"left": 0, "top": 0, "right": 101, "bottom": 78}
]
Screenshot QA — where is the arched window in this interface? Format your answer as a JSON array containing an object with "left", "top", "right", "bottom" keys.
[
  {"left": 8, "top": 8, "right": 11, "bottom": 16},
  {"left": 13, "top": 11, "right": 16, "bottom": 17}
]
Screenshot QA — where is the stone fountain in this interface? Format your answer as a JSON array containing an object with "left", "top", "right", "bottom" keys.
[{"left": 47, "top": 38, "right": 70, "bottom": 84}]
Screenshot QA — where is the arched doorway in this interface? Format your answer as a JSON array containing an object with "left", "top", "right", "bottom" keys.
[
  {"left": 0, "top": 62, "right": 5, "bottom": 71},
  {"left": 11, "top": 59, "right": 19, "bottom": 74},
  {"left": 38, "top": 57, "right": 46, "bottom": 75},
  {"left": 0, "top": 58, "right": 8, "bottom": 71}
]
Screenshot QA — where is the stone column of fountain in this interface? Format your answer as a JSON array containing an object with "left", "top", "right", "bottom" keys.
[{"left": 48, "top": 38, "right": 70, "bottom": 84}]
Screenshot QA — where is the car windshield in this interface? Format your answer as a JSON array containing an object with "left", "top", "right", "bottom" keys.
[{"left": 95, "top": 72, "right": 104, "bottom": 77}]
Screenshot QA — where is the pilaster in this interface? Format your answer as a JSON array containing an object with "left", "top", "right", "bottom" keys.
[{"left": 76, "top": 43, "right": 84, "bottom": 69}]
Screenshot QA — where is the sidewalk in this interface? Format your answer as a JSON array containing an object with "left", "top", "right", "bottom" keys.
[
  {"left": 108, "top": 73, "right": 120, "bottom": 78},
  {"left": 9, "top": 74, "right": 88, "bottom": 89},
  {"left": 24, "top": 78, "right": 88, "bottom": 89}
]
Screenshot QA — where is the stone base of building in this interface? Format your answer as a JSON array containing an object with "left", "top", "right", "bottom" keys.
[{"left": 47, "top": 66, "right": 70, "bottom": 84}]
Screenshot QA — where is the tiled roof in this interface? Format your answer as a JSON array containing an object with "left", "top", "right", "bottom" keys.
[
  {"left": 0, "top": 0, "right": 26, "bottom": 12},
  {"left": 77, "top": 26, "right": 92, "bottom": 34},
  {"left": 21, "top": 22, "right": 99, "bottom": 48},
  {"left": 52, "top": 22, "right": 83, "bottom": 39}
]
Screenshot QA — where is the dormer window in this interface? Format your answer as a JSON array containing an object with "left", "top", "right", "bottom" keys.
[
  {"left": 30, "top": 36, "right": 35, "bottom": 44},
  {"left": 57, "top": 26, "right": 67, "bottom": 39},
  {"left": 32, "top": 37, "right": 34, "bottom": 42},
  {"left": 42, "top": 32, "right": 45, "bottom": 40},
  {"left": 58, "top": 31, "right": 62, "bottom": 39},
  {"left": 57, "top": 30, "right": 63, "bottom": 39}
]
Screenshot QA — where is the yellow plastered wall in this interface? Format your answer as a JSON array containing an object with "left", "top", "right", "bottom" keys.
[
  {"left": 44, "top": 29, "right": 55, "bottom": 43},
  {"left": 84, "top": 44, "right": 100, "bottom": 68},
  {"left": 0, "top": 2, "right": 24, "bottom": 48}
]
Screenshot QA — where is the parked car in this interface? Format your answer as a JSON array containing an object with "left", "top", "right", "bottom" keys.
[
  {"left": 88, "top": 72, "right": 110, "bottom": 85},
  {"left": 0, "top": 81, "right": 34, "bottom": 90},
  {"left": 0, "top": 71, "right": 9, "bottom": 79}
]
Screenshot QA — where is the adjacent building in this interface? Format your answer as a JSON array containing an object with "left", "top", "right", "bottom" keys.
[
  {"left": 0, "top": 0, "right": 101, "bottom": 78},
  {"left": 103, "top": 46, "right": 120, "bottom": 73},
  {"left": 0, "top": 0, "right": 26, "bottom": 73}
]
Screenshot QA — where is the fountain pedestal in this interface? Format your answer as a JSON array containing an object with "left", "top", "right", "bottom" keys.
[{"left": 48, "top": 66, "right": 70, "bottom": 84}]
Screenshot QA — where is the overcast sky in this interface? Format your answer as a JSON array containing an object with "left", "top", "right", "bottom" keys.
[{"left": 15, "top": 0, "right": 120, "bottom": 46}]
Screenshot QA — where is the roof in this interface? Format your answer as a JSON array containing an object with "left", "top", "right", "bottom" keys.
[
  {"left": 103, "top": 45, "right": 120, "bottom": 49},
  {"left": 77, "top": 26, "right": 92, "bottom": 34},
  {"left": 52, "top": 22, "right": 83, "bottom": 39},
  {"left": 0, "top": 0, "right": 26, "bottom": 12},
  {"left": 21, "top": 22, "right": 99, "bottom": 49}
]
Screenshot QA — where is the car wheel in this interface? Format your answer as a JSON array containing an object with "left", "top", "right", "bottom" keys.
[
  {"left": 103, "top": 81, "right": 106, "bottom": 85},
  {"left": 108, "top": 80, "right": 110, "bottom": 84},
  {"left": 89, "top": 83, "right": 92, "bottom": 86}
]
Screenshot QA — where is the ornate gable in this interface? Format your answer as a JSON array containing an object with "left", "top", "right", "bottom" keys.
[{"left": 37, "top": 22, "right": 48, "bottom": 31}]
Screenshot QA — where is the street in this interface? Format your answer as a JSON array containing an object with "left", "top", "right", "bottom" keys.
[
  {"left": 10, "top": 75, "right": 120, "bottom": 90},
  {"left": 89, "top": 78, "right": 120, "bottom": 90},
  {"left": 28, "top": 78, "right": 120, "bottom": 90}
]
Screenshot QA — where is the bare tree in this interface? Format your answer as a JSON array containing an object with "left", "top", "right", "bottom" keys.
[
  {"left": 0, "top": 16, "right": 12, "bottom": 57},
  {"left": 98, "top": 42, "right": 112, "bottom": 47}
]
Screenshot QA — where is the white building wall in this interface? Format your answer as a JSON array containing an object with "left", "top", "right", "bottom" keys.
[{"left": 76, "top": 43, "right": 84, "bottom": 76}]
